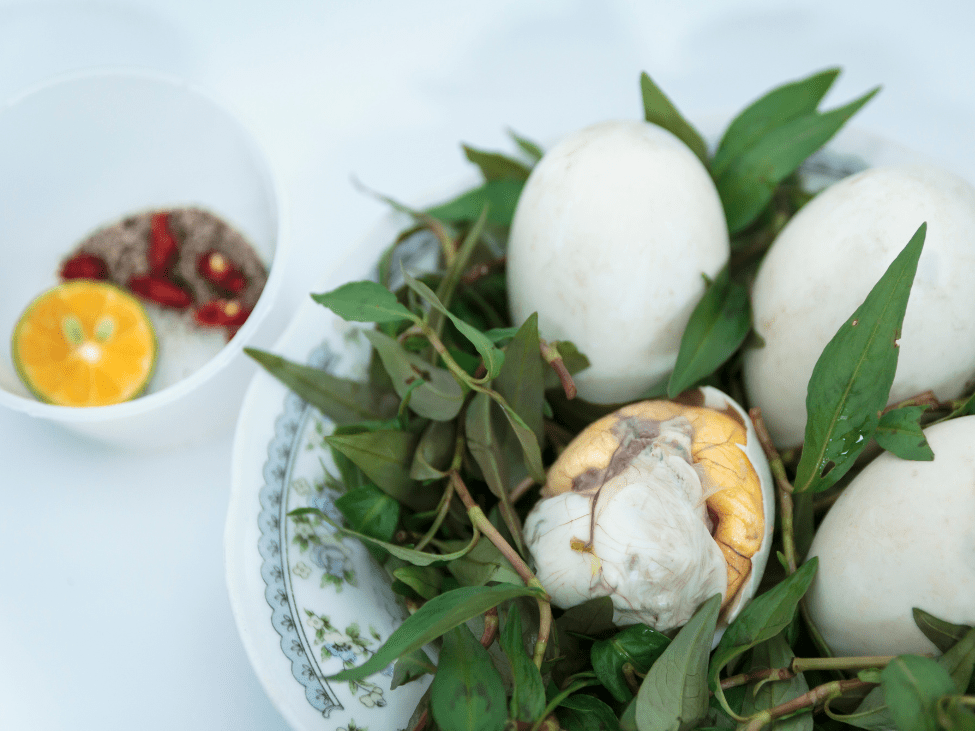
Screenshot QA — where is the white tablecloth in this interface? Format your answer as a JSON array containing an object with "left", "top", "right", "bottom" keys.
[{"left": 1, "top": 1, "right": 972, "bottom": 729}]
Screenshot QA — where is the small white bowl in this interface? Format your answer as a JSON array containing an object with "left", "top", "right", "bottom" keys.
[{"left": 0, "top": 69, "right": 286, "bottom": 451}]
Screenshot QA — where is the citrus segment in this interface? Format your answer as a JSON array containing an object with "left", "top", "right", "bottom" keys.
[{"left": 12, "top": 280, "right": 157, "bottom": 407}]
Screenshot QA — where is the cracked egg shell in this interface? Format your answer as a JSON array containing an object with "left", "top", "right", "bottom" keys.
[
  {"left": 506, "top": 119, "right": 729, "bottom": 404},
  {"left": 524, "top": 386, "right": 774, "bottom": 638},
  {"left": 744, "top": 164, "right": 975, "bottom": 448},
  {"left": 806, "top": 415, "right": 975, "bottom": 657}
]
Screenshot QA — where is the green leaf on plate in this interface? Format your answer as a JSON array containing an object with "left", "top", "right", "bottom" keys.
[
  {"left": 391, "top": 646, "right": 437, "bottom": 689},
  {"left": 709, "top": 558, "right": 818, "bottom": 717},
  {"left": 403, "top": 269, "right": 506, "bottom": 380},
  {"left": 327, "top": 583, "right": 543, "bottom": 682},
  {"left": 393, "top": 564, "right": 443, "bottom": 600},
  {"left": 716, "top": 85, "right": 879, "bottom": 233},
  {"left": 311, "top": 280, "right": 417, "bottom": 323},
  {"left": 362, "top": 329, "right": 466, "bottom": 421},
  {"left": 500, "top": 603, "right": 546, "bottom": 723},
  {"left": 794, "top": 224, "right": 926, "bottom": 494},
  {"left": 711, "top": 67, "right": 840, "bottom": 177},
  {"left": 640, "top": 71, "right": 709, "bottom": 165},
  {"left": 875, "top": 405, "right": 935, "bottom": 461},
  {"left": 881, "top": 654, "right": 956, "bottom": 731},
  {"left": 635, "top": 593, "right": 721, "bottom": 731},
  {"left": 334, "top": 483, "right": 400, "bottom": 544},
  {"left": 425, "top": 179, "right": 525, "bottom": 227},
  {"left": 463, "top": 144, "right": 533, "bottom": 182},
  {"left": 667, "top": 267, "right": 751, "bottom": 398},
  {"left": 591, "top": 623, "right": 672, "bottom": 702},
  {"left": 430, "top": 624, "right": 508, "bottom": 731},
  {"left": 244, "top": 347, "right": 396, "bottom": 424},
  {"left": 444, "top": 536, "right": 524, "bottom": 587}
]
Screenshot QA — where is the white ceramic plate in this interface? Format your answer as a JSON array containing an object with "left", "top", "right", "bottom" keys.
[{"left": 224, "top": 127, "right": 935, "bottom": 731}]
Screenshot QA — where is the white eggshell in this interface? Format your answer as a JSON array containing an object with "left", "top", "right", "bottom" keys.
[
  {"left": 507, "top": 119, "right": 729, "bottom": 404},
  {"left": 806, "top": 415, "right": 975, "bottom": 657},
  {"left": 744, "top": 164, "right": 975, "bottom": 447}
]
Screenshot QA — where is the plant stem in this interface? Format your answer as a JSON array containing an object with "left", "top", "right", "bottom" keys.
[
  {"left": 414, "top": 480, "right": 454, "bottom": 551},
  {"left": 449, "top": 469, "right": 552, "bottom": 669},
  {"left": 741, "top": 678, "right": 876, "bottom": 730},
  {"left": 720, "top": 666, "right": 796, "bottom": 691},
  {"left": 792, "top": 655, "right": 896, "bottom": 674},
  {"left": 540, "top": 340, "right": 577, "bottom": 400},
  {"left": 509, "top": 476, "right": 536, "bottom": 504}
]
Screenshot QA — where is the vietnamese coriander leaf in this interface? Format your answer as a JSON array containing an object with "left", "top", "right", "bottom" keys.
[
  {"left": 500, "top": 603, "right": 546, "bottom": 723},
  {"left": 881, "top": 654, "right": 957, "bottom": 731},
  {"left": 425, "top": 178, "right": 525, "bottom": 227},
  {"left": 244, "top": 347, "right": 396, "bottom": 424},
  {"left": 591, "top": 623, "right": 672, "bottom": 702},
  {"left": 557, "top": 693, "right": 621, "bottom": 731},
  {"left": 327, "top": 583, "right": 543, "bottom": 682},
  {"left": 740, "top": 634, "right": 812, "bottom": 731},
  {"left": 635, "top": 593, "right": 721, "bottom": 731},
  {"left": 794, "top": 223, "right": 926, "bottom": 494},
  {"left": 508, "top": 129, "right": 544, "bottom": 163},
  {"left": 494, "top": 312, "right": 546, "bottom": 444},
  {"left": 640, "top": 71, "right": 709, "bottom": 166},
  {"left": 667, "top": 267, "right": 751, "bottom": 397},
  {"left": 311, "top": 279, "right": 417, "bottom": 323},
  {"left": 462, "top": 143, "right": 533, "bottom": 181},
  {"left": 430, "top": 624, "right": 508, "bottom": 731},
  {"left": 875, "top": 405, "right": 935, "bottom": 461},
  {"left": 711, "top": 67, "right": 840, "bottom": 177},
  {"left": 914, "top": 608, "right": 973, "bottom": 655}
]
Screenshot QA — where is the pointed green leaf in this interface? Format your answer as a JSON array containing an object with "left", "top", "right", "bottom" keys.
[
  {"left": 311, "top": 280, "right": 416, "bottom": 323},
  {"left": 327, "top": 583, "right": 543, "bottom": 681},
  {"left": 881, "top": 654, "right": 956, "bottom": 731},
  {"left": 557, "top": 693, "right": 621, "bottom": 731},
  {"left": 425, "top": 179, "right": 525, "bottom": 226},
  {"left": 640, "top": 71, "right": 709, "bottom": 165},
  {"left": 667, "top": 268, "right": 751, "bottom": 397},
  {"left": 391, "top": 646, "right": 437, "bottom": 689},
  {"left": 495, "top": 312, "right": 546, "bottom": 443},
  {"left": 914, "top": 608, "right": 972, "bottom": 654},
  {"left": 430, "top": 624, "right": 508, "bottom": 731},
  {"left": 403, "top": 269, "right": 506, "bottom": 379},
  {"left": 463, "top": 144, "right": 533, "bottom": 181},
  {"left": 334, "top": 483, "right": 400, "bottom": 543},
  {"left": 875, "top": 405, "right": 935, "bottom": 461},
  {"left": 501, "top": 603, "right": 546, "bottom": 723},
  {"left": 794, "top": 224, "right": 925, "bottom": 494},
  {"left": 363, "top": 329, "right": 465, "bottom": 421},
  {"left": 717, "top": 85, "right": 879, "bottom": 233},
  {"left": 591, "top": 623, "right": 672, "bottom": 702},
  {"left": 491, "top": 390, "right": 545, "bottom": 483},
  {"left": 635, "top": 593, "right": 721, "bottom": 731},
  {"left": 410, "top": 419, "right": 457, "bottom": 479},
  {"left": 508, "top": 129, "right": 544, "bottom": 163},
  {"left": 937, "top": 625, "right": 975, "bottom": 694},
  {"left": 245, "top": 347, "right": 397, "bottom": 424},
  {"left": 712, "top": 67, "right": 840, "bottom": 176},
  {"left": 444, "top": 536, "right": 524, "bottom": 587},
  {"left": 393, "top": 565, "right": 443, "bottom": 600}
]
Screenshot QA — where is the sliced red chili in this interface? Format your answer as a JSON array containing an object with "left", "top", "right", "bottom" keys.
[
  {"left": 128, "top": 274, "right": 193, "bottom": 309},
  {"left": 60, "top": 252, "right": 109, "bottom": 281},
  {"left": 148, "top": 212, "right": 179, "bottom": 276},
  {"left": 197, "top": 250, "right": 247, "bottom": 295},
  {"left": 193, "top": 298, "right": 251, "bottom": 337}
]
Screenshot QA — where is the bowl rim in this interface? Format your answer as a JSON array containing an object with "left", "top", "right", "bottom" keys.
[{"left": 0, "top": 66, "right": 289, "bottom": 422}]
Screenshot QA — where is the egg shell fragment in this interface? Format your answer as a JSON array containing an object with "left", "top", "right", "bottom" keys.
[
  {"left": 507, "top": 119, "right": 729, "bottom": 404},
  {"left": 806, "top": 415, "right": 975, "bottom": 657},
  {"left": 744, "top": 164, "right": 975, "bottom": 448}
]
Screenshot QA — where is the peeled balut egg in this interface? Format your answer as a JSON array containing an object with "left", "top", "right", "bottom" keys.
[
  {"left": 805, "top": 415, "right": 975, "bottom": 657},
  {"left": 523, "top": 387, "right": 773, "bottom": 636},
  {"left": 744, "top": 164, "right": 975, "bottom": 448},
  {"left": 507, "top": 119, "right": 729, "bottom": 404}
]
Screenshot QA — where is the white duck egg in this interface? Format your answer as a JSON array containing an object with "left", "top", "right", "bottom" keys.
[
  {"left": 744, "top": 164, "right": 975, "bottom": 448},
  {"left": 805, "top": 415, "right": 975, "bottom": 657},
  {"left": 507, "top": 119, "right": 729, "bottom": 404}
]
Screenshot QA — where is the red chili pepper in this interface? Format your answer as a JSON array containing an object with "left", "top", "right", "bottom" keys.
[
  {"left": 60, "top": 252, "right": 109, "bottom": 281},
  {"left": 197, "top": 250, "right": 247, "bottom": 295},
  {"left": 148, "top": 212, "right": 179, "bottom": 275},
  {"left": 193, "top": 298, "right": 251, "bottom": 338},
  {"left": 128, "top": 274, "right": 193, "bottom": 309}
]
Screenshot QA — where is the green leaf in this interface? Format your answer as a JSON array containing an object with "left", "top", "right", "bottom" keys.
[
  {"left": 938, "top": 626, "right": 975, "bottom": 694},
  {"left": 445, "top": 536, "right": 524, "bottom": 587},
  {"left": 430, "top": 624, "right": 508, "bottom": 731},
  {"left": 463, "top": 144, "right": 533, "bottom": 181},
  {"left": 794, "top": 224, "right": 926, "bottom": 494},
  {"left": 362, "top": 329, "right": 466, "bottom": 421},
  {"left": 740, "top": 634, "right": 812, "bottom": 731},
  {"left": 639, "top": 71, "right": 709, "bottom": 165},
  {"left": 393, "top": 564, "right": 443, "bottom": 600},
  {"left": 667, "top": 268, "right": 751, "bottom": 397},
  {"left": 327, "top": 583, "right": 542, "bottom": 681},
  {"left": 635, "top": 593, "right": 722, "bottom": 731},
  {"left": 501, "top": 603, "right": 546, "bottom": 723},
  {"left": 391, "top": 646, "right": 437, "bottom": 689},
  {"left": 491, "top": 390, "right": 546, "bottom": 483},
  {"left": 425, "top": 179, "right": 525, "bottom": 226},
  {"left": 557, "top": 693, "right": 622, "bottom": 731},
  {"left": 410, "top": 419, "right": 457, "bottom": 479},
  {"left": 403, "top": 269, "right": 506, "bottom": 379},
  {"left": 591, "top": 624, "right": 672, "bottom": 702},
  {"left": 311, "top": 280, "right": 417, "bottom": 323},
  {"left": 875, "top": 405, "right": 935, "bottom": 461},
  {"left": 325, "top": 429, "right": 436, "bottom": 511},
  {"left": 914, "top": 608, "right": 973, "bottom": 654},
  {"left": 940, "top": 697, "right": 975, "bottom": 730},
  {"left": 711, "top": 67, "right": 840, "bottom": 177},
  {"left": 245, "top": 348, "right": 397, "bottom": 424},
  {"left": 495, "top": 312, "right": 546, "bottom": 443},
  {"left": 334, "top": 483, "right": 399, "bottom": 544},
  {"left": 710, "top": 559, "right": 818, "bottom": 716},
  {"left": 881, "top": 654, "right": 956, "bottom": 731},
  {"left": 716, "top": 85, "right": 879, "bottom": 233},
  {"left": 508, "top": 129, "right": 544, "bottom": 163}
]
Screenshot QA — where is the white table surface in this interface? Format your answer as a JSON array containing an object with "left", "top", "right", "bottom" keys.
[{"left": 1, "top": 1, "right": 972, "bottom": 729}]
